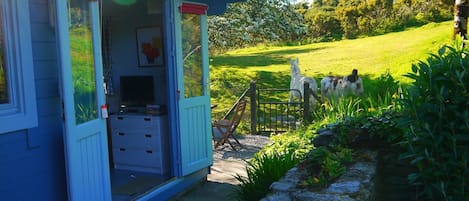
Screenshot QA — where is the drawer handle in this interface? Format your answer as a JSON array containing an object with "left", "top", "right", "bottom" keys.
[
  {"left": 146, "top": 150, "right": 153, "bottom": 154},
  {"left": 145, "top": 134, "right": 152, "bottom": 138},
  {"left": 144, "top": 118, "right": 151, "bottom": 121},
  {"left": 118, "top": 132, "right": 125, "bottom": 136},
  {"left": 119, "top": 148, "right": 126, "bottom": 151},
  {"left": 117, "top": 117, "right": 123, "bottom": 120}
]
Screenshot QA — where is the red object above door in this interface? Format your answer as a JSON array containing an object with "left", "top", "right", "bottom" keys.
[{"left": 179, "top": 3, "right": 208, "bottom": 15}]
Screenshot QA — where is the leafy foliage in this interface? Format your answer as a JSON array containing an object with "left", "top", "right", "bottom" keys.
[
  {"left": 233, "top": 149, "right": 301, "bottom": 201},
  {"left": 301, "top": 146, "right": 354, "bottom": 188},
  {"left": 304, "top": 6, "right": 343, "bottom": 41},
  {"left": 209, "top": 0, "right": 452, "bottom": 51},
  {"left": 208, "top": 0, "right": 306, "bottom": 52},
  {"left": 399, "top": 44, "right": 469, "bottom": 201}
]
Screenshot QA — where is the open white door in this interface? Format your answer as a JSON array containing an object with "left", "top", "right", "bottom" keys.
[
  {"left": 56, "top": 0, "right": 111, "bottom": 200},
  {"left": 177, "top": 6, "right": 213, "bottom": 176}
]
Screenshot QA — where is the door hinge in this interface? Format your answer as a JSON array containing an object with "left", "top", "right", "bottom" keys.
[{"left": 61, "top": 99, "right": 66, "bottom": 121}]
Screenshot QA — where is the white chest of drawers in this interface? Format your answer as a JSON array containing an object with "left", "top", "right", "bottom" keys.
[{"left": 109, "top": 114, "right": 169, "bottom": 175}]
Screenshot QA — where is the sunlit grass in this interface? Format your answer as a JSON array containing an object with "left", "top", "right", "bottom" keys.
[
  {"left": 209, "top": 21, "right": 452, "bottom": 133},
  {"left": 210, "top": 21, "right": 452, "bottom": 84}
]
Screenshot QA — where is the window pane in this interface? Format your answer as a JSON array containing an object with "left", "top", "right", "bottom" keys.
[
  {"left": 182, "top": 14, "right": 203, "bottom": 98},
  {"left": 69, "top": 0, "right": 97, "bottom": 124},
  {"left": 0, "top": 5, "right": 9, "bottom": 104}
]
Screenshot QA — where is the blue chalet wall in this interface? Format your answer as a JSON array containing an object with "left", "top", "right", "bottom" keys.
[
  {"left": 0, "top": 0, "right": 67, "bottom": 200},
  {"left": 0, "top": 0, "right": 245, "bottom": 200}
]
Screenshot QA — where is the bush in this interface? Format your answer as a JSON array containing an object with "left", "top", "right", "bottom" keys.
[
  {"left": 399, "top": 44, "right": 469, "bottom": 201},
  {"left": 304, "top": 6, "right": 343, "bottom": 41},
  {"left": 301, "top": 146, "right": 354, "bottom": 188},
  {"left": 233, "top": 149, "right": 300, "bottom": 201}
]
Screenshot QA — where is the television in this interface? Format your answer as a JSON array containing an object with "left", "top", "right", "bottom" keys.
[{"left": 120, "top": 76, "right": 155, "bottom": 109}]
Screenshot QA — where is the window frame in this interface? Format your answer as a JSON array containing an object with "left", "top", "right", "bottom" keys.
[{"left": 0, "top": 0, "right": 38, "bottom": 134}]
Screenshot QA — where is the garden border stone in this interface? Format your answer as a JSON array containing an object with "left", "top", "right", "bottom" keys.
[{"left": 261, "top": 150, "right": 377, "bottom": 201}]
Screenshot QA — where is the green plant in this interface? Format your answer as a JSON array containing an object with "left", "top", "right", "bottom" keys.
[
  {"left": 399, "top": 44, "right": 469, "bottom": 201},
  {"left": 76, "top": 103, "right": 97, "bottom": 124},
  {"left": 313, "top": 97, "right": 364, "bottom": 123},
  {"left": 371, "top": 112, "right": 402, "bottom": 142},
  {"left": 301, "top": 146, "right": 353, "bottom": 188},
  {"left": 233, "top": 149, "right": 300, "bottom": 201},
  {"left": 321, "top": 157, "right": 346, "bottom": 179}
]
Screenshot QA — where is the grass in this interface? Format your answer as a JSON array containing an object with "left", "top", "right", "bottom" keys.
[
  {"left": 209, "top": 21, "right": 453, "bottom": 122},
  {"left": 223, "top": 21, "right": 458, "bottom": 200},
  {"left": 210, "top": 21, "right": 452, "bottom": 81}
]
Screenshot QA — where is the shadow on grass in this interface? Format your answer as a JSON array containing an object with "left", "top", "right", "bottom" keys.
[
  {"left": 212, "top": 46, "right": 329, "bottom": 68},
  {"left": 254, "top": 71, "right": 290, "bottom": 89}
]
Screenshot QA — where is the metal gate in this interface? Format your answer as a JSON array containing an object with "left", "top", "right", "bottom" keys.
[
  {"left": 248, "top": 81, "right": 317, "bottom": 135},
  {"left": 256, "top": 88, "right": 303, "bottom": 134}
]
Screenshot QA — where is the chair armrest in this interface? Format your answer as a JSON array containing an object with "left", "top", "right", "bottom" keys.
[{"left": 213, "top": 119, "right": 231, "bottom": 127}]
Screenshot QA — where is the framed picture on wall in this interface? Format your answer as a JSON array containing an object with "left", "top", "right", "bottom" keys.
[{"left": 136, "top": 26, "right": 163, "bottom": 67}]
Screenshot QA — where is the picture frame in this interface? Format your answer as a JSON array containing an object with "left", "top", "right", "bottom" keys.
[{"left": 136, "top": 26, "right": 163, "bottom": 67}]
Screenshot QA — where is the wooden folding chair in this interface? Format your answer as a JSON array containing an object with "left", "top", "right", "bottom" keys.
[{"left": 212, "top": 99, "right": 247, "bottom": 151}]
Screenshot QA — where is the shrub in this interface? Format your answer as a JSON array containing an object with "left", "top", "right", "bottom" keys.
[
  {"left": 301, "top": 146, "right": 354, "bottom": 189},
  {"left": 399, "top": 44, "right": 469, "bottom": 201},
  {"left": 233, "top": 149, "right": 300, "bottom": 201},
  {"left": 231, "top": 125, "right": 318, "bottom": 200}
]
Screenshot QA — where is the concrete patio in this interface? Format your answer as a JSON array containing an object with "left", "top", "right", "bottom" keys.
[{"left": 170, "top": 135, "right": 270, "bottom": 201}]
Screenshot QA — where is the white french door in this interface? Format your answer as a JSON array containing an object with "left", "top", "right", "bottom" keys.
[
  {"left": 177, "top": 8, "right": 213, "bottom": 176},
  {"left": 55, "top": 0, "right": 111, "bottom": 200}
]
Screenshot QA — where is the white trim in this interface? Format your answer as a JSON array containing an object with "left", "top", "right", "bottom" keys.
[{"left": 0, "top": 0, "right": 38, "bottom": 133}]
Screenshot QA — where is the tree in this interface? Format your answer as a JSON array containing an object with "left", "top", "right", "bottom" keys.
[
  {"left": 304, "top": 6, "right": 343, "bottom": 40},
  {"left": 208, "top": 0, "right": 306, "bottom": 52}
]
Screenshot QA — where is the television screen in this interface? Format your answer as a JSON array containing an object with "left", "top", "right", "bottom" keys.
[{"left": 120, "top": 76, "right": 154, "bottom": 108}]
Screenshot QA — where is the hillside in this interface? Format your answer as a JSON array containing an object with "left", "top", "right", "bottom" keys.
[{"left": 211, "top": 21, "right": 453, "bottom": 83}]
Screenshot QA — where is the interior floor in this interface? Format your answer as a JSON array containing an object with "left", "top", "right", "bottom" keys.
[{"left": 111, "top": 169, "right": 172, "bottom": 201}]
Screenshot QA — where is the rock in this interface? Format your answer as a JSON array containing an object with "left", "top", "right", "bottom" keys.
[
  {"left": 339, "top": 162, "right": 375, "bottom": 183},
  {"left": 294, "top": 191, "right": 356, "bottom": 201},
  {"left": 260, "top": 150, "right": 378, "bottom": 201},
  {"left": 316, "top": 127, "right": 330, "bottom": 134},
  {"left": 326, "top": 181, "right": 361, "bottom": 195},
  {"left": 313, "top": 130, "right": 336, "bottom": 147},
  {"left": 270, "top": 181, "right": 296, "bottom": 192},
  {"left": 283, "top": 167, "right": 302, "bottom": 183}
]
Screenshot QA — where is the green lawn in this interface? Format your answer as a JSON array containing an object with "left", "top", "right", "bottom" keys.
[
  {"left": 210, "top": 21, "right": 453, "bottom": 83},
  {"left": 209, "top": 21, "right": 453, "bottom": 123}
]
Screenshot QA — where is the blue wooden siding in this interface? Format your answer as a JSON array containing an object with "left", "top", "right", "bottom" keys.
[
  {"left": 0, "top": 0, "right": 246, "bottom": 200},
  {"left": 0, "top": 0, "right": 67, "bottom": 200}
]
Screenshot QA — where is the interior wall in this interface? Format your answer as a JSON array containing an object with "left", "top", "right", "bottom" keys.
[{"left": 103, "top": 0, "right": 166, "bottom": 113}]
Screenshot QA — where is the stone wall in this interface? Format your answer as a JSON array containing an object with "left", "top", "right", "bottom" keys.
[{"left": 261, "top": 151, "right": 377, "bottom": 201}]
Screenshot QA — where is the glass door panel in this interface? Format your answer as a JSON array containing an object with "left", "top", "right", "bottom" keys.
[
  {"left": 0, "top": 5, "right": 8, "bottom": 104},
  {"left": 182, "top": 13, "right": 203, "bottom": 98},
  {"left": 68, "top": 0, "right": 98, "bottom": 124}
]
